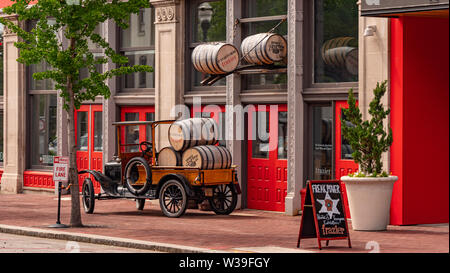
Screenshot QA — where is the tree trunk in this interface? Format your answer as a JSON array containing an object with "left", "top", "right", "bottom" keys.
[{"left": 67, "top": 37, "right": 83, "bottom": 227}]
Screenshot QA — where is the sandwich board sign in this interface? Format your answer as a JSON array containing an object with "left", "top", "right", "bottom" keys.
[{"left": 297, "top": 180, "right": 351, "bottom": 250}]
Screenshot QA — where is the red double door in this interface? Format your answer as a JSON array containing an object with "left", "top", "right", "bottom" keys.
[
  {"left": 75, "top": 105, "right": 103, "bottom": 193},
  {"left": 247, "top": 105, "right": 288, "bottom": 212}
]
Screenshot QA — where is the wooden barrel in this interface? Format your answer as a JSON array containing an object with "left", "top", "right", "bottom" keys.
[
  {"left": 157, "top": 147, "right": 182, "bottom": 166},
  {"left": 182, "top": 145, "right": 232, "bottom": 169},
  {"left": 168, "top": 118, "right": 219, "bottom": 152},
  {"left": 192, "top": 43, "right": 240, "bottom": 75},
  {"left": 241, "top": 33, "right": 287, "bottom": 65}
]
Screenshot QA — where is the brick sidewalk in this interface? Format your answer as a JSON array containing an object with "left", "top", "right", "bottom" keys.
[{"left": 0, "top": 193, "right": 448, "bottom": 253}]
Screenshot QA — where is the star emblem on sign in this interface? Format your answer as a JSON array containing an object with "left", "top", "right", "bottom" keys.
[{"left": 317, "top": 192, "right": 340, "bottom": 218}]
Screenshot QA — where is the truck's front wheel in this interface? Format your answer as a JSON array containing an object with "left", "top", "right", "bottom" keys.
[{"left": 159, "top": 180, "right": 188, "bottom": 218}]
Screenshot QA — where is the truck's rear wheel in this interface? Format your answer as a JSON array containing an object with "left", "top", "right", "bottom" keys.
[
  {"left": 209, "top": 184, "right": 237, "bottom": 215},
  {"left": 159, "top": 180, "right": 188, "bottom": 218}
]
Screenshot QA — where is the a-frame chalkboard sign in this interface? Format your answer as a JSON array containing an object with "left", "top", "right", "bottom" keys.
[{"left": 297, "top": 180, "right": 351, "bottom": 250}]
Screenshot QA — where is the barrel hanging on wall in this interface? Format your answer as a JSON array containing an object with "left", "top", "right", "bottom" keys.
[
  {"left": 182, "top": 145, "right": 232, "bottom": 170},
  {"left": 241, "top": 33, "right": 287, "bottom": 65},
  {"left": 192, "top": 43, "right": 240, "bottom": 75},
  {"left": 321, "top": 37, "right": 358, "bottom": 75},
  {"left": 168, "top": 118, "right": 219, "bottom": 152},
  {"left": 157, "top": 147, "right": 182, "bottom": 166}
]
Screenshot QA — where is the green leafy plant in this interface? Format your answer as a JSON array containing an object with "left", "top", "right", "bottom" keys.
[
  {"left": 0, "top": 0, "right": 152, "bottom": 227},
  {"left": 341, "top": 81, "right": 393, "bottom": 177}
]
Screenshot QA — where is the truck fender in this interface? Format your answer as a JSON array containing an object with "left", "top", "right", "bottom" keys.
[
  {"left": 157, "top": 174, "right": 194, "bottom": 198},
  {"left": 78, "top": 170, "right": 117, "bottom": 195}
]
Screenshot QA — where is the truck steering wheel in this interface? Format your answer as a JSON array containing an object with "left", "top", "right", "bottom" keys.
[{"left": 139, "top": 141, "right": 153, "bottom": 158}]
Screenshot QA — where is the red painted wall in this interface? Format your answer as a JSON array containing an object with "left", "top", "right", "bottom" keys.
[{"left": 390, "top": 16, "right": 449, "bottom": 225}]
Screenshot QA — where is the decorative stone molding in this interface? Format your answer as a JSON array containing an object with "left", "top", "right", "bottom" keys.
[{"left": 155, "top": 6, "right": 176, "bottom": 23}]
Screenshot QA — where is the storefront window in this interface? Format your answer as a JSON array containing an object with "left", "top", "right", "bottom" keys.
[
  {"left": 314, "top": 0, "right": 359, "bottom": 83},
  {"left": 29, "top": 61, "right": 55, "bottom": 90},
  {"left": 30, "top": 94, "right": 57, "bottom": 167},
  {"left": 312, "top": 105, "right": 332, "bottom": 180},
  {"left": 243, "top": 0, "right": 288, "bottom": 18},
  {"left": 120, "top": 8, "right": 155, "bottom": 90},
  {"left": 241, "top": 1, "right": 288, "bottom": 90},
  {"left": 188, "top": 0, "right": 227, "bottom": 87}
]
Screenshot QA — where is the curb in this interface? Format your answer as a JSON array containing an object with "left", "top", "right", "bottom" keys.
[{"left": 0, "top": 224, "right": 220, "bottom": 253}]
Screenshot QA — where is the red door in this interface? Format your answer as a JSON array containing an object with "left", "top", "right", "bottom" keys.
[
  {"left": 335, "top": 101, "right": 359, "bottom": 217},
  {"left": 75, "top": 105, "right": 103, "bottom": 193},
  {"left": 247, "top": 105, "right": 288, "bottom": 212}
]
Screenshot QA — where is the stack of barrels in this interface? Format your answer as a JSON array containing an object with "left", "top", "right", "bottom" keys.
[{"left": 157, "top": 118, "right": 232, "bottom": 169}]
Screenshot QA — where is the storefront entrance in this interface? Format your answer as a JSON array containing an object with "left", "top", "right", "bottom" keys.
[
  {"left": 305, "top": 101, "right": 358, "bottom": 216},
  {"left": 247, "top": 105, "right": 288, "bottom": 212},
  {"left": 75, "top": 105, "right": 103, "bottom": 193}
]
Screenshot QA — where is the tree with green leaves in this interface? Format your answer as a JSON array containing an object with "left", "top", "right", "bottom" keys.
[
  {"left": 341, "top": 81, "right": 393, "bottom": 177},
  {"left": 0, "top": 0, "right": 152, "bottom": 227}
]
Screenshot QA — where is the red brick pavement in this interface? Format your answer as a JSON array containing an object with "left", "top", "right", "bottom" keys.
[{"left": 0, "top": 193, "right": 448, "bottom": 253}]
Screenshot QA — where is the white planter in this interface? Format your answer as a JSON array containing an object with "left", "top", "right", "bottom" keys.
[{"left": 341, "top": 176, "right": 398, "bottom": 231}]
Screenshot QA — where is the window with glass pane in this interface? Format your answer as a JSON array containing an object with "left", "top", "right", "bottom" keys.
[
  {"left": 189, "top": 0, "right": 227, "bottom": 87},
  {"left": 125, "top": 113, "right": 140, "bottom": 152},
  {"left": 278, "top": 111, "right": 287, "bottom": 159},
  {"left": 243, "top": 0, "right": 287, "bottom": 18},
  {"left": 120, "top": 8, "right": 155, "bottom": 89},
  {"left": 341, "top": 110, "right": 354, "bottom": 160},
  {"left": 312, "top": 106, "right": 332, "bottom": 180},
  {"left": 76, "top": 111, "right": 88, "bottom": 151},
  {"left": 30, "top": 94, "right": 57, "bottom": 167},
  {"left": 94, "top": 112, "right": 103, "bottom": 152},
  {"left": 29, "top": 61, "right": 55, "bottom": 90},
  {"left": 241, "top": 6, "right": 288, "bottom": 90},
  {"left": 252, "top": 111, "right": 270, "bottom": 159},
  {"left": 314, "top": 0, "right": 359, "bottom": 83}
]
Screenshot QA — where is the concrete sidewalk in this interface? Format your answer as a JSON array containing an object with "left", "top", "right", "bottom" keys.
[{"left": 0, "top": 193, "right": 448, "bottom": 253}]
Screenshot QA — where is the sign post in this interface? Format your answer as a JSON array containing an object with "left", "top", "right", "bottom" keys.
[
  {"left": 49, "top": 156, "right": 69, "bottom": 228},
  {"left": 297, "top": 180, "right": 351, "bottom": 250}
]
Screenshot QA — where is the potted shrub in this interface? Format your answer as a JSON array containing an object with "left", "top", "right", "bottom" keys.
[{"left": 340, "top": 81, "right": 398, "bottom": 231}]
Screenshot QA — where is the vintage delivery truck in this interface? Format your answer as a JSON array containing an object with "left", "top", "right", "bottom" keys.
[{"left": 79, "top": 119, "right": 240, "bottom": 218}]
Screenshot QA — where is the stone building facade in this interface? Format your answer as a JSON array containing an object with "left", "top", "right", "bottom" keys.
[{"left": 2, "top": 0, "right": 430, "bottom": 221}]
